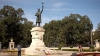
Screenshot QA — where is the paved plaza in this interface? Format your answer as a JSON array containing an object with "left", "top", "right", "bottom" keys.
[
  {"left": 0, "top": 51, "right": 76, "bottom": 56},
  {"left": 1, "top": 50, "right": 100, "bottom": 56}
]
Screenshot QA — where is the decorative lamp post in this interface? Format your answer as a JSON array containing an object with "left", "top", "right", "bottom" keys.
[
  {"left": 90, "top": 22, "right": 93, "bottom": 51},
  {"left": 91, "top": 30, "right": 93, "bottom": 47}
]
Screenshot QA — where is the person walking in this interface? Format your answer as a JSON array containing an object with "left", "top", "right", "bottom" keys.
[
  {"left": 17, "top": 43, "right": 21, "bottom": 56},
  {"left": 78, "top": 44, "right": 83, "bottom": 53}
]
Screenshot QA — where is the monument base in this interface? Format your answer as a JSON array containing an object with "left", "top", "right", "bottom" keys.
[
  {"left": 25, "top": 27, "right": 54, "bottom": 55},
  {"left": 25, "top": 48, "right": 45, "bottom": 55},
  {"left": 25, "top": 39, "right": 54, "bottom": 55},
  {"left": 25, "top": 39, "right": 47, "bottom": 55},
  {"left": 25, "top": 47, "right": 53, "bottom": 56}
]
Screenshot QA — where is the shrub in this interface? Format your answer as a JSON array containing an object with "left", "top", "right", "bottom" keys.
[
  {"left": 90, "top": 46, "right": 94, "bottom": 49},
  {"left": 70, "top": 46, "right": 73, "bottom": 48},
  {"left": 58, "top": 46, "right": 62, "bottom": 50},
  {"left": 58, "top": 44, "right": 63, "bottom": 50},
  {"left": 62, "top": 49, "right": 78, "bottom": 51}
]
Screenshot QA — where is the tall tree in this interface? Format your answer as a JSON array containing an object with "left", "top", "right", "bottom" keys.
[
  {"left": 43, "top": 14, "right": 93, "bottom": 47},
  {"left": 0, "top": 5, "right": 33, "bottom": 48},
  {"left": 93, "top": 23, "right": 100, "bottom": 41}
]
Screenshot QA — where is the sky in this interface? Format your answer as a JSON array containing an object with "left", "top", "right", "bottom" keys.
[{"left": 0, "top": 0, "right": 100, "bottom": 30}]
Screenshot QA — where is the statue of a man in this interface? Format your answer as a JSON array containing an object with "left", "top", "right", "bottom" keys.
[{"left": 35, "top": 2, "right": 44, "bottom": 27}]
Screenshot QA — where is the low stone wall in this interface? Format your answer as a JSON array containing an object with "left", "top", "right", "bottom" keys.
[
  {"left": 48, "top": 47, "right": 90, "bottom": 50},
  {"left": 48, "top": 47, "right": 59, "bottom": 50},
  {"left": 61, "top": 47, "right": 89, "bottom": 50},
  {"left": 21, "top": 49, "right": 25, "bottom": 55}
]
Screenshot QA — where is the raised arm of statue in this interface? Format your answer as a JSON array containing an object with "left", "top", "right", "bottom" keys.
[
  {"left": 41, "top": 6, "right": 43, "bottom": 13},
  {"left": 41, "top": 2, "right": 44, "bottom": 13}
]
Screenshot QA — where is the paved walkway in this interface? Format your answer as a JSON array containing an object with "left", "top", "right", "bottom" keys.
[
  {"left": 1, "top": 51, "right": 100, "bottom": 56},
  {"left": 0, "top": 51, "right": 76, "bottom": 56},
  {"left": 0, "top": 52, "right": 17, "bottom": 56}
]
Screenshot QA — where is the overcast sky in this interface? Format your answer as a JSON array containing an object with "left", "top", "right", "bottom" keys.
[{"left": 0, "top": 0, "right": 100, "bottom": 30}]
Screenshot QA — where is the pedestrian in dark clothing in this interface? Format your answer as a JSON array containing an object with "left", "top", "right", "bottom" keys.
[{"left": 17, "top": 44, "right": 21, "bottom": 56}]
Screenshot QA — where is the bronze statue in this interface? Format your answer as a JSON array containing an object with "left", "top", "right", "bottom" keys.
[{"left": 35, "top": 2, "right": 44, "bottom": 27}]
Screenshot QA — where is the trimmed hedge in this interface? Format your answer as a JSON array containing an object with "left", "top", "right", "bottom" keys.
[
  {"left": 62, "top": 49, "right": 100, "bottom": 52},
  {"left": 6, "top": 50, "right": 18, "bottom": 52}
]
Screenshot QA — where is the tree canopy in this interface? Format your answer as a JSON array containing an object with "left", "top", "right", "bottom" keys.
[
  {"left": 43, "top": 14, "right": 93, "bottom": 47},
  {"left": 93, "top": 23, "right": 100, "bottom": 41},
  {"left": 0, "top": 5, "right": 34, "bottom": 48}
]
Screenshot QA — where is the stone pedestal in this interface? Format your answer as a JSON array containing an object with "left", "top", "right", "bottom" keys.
[
  {"left": 95, "top": 39, "right": 100, "bottom": 49},
  {"left": 25, "top": 27, "right": 47, "bottom": 55},
  {"left": 9, "top": 39, "right": 14, "bottom": 50}
]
